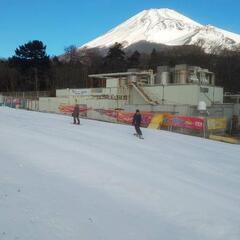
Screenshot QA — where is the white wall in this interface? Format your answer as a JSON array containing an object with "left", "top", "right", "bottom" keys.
[
  {"left": 141, "top": 85, "right": 199, "bottom": 105},
  {"left": 106, "top": 78, "right": 119, "bottom": 88},
  {"left": 199, "top": 86, "right": 223, "bottom": 105},
  {"left": 39, "top": 97, "right": 70, "bottom": 113},
  {"left": 233, "top": 104, "right": 240, "bottom": 116},
  {"left": 141, "top": 85, "right": 223, "bottom": 106},
  {"left": 56, "top": 89, "right": 70, "bottom": 97}
]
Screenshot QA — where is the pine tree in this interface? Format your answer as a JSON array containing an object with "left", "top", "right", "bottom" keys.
[
  {"left": 9, "top": 40, "right": 50, "bottom": 91},
  {"left": 149, "top": 48, "right": 159, "bottom": 70},
  {"left": 103, "top": 42, "right": 126, "bottom": 72},
  {"left": 128, "top": 50, "right": 140, "bottom": 68}
]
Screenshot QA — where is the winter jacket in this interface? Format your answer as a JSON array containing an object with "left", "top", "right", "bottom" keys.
[
  {"left": 72, "top": 105, "right": 80, "bottom": 117},
  {"left": 132, "top": 113, "right": 142, "bottom": 126}
]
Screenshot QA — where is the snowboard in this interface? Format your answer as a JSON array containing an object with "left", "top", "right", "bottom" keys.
[{"left": 133, "top": 133, "right": 144, "bottom": 139}]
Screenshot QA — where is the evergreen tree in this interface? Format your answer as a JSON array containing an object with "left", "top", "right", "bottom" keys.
[
  {"left": 128, "top": 50, "right": 140, "bottom": 68},
  {"left": 0, "top": 60, "right": 20, "bottom": 92},
  {"left": 9, "top": 40, "right": 50, "bottom": 91},
  {"left": 103, "top": 42, "right": 126, "bottom": 72},
  {"left": 149, "top": 48, "right": 159, "bottom": 70}
]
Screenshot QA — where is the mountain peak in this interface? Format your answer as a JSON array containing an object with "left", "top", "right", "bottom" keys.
[
  {"left": 132, "top": 8, "right": 202, "bottom": 27},
  {"left": 80, "top": 8, "right": 240, "bottom": 53},
  {"left": 142, "top": 8, "right": 177, "bottom": 14}
]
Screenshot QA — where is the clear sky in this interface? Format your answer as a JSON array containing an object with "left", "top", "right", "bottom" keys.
[{"left": 0, "top": 0, "right": 239, "bottom": 58}]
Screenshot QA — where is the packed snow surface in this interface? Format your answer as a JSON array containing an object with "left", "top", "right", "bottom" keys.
[
  {"left": 0, "top": 107, "right": 240, "bottom": 240},
  {"left": 81, "top": 8, "right": 240, "bottom": 52}
]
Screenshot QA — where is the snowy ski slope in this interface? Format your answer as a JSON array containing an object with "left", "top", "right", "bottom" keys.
[{"left": 0, "top": 107, "right": 240, "bottom": 240}]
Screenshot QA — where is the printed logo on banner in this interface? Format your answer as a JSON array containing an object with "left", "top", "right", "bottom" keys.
[{"left": 163, "top": 116, "right": 204, "bottom": 130}]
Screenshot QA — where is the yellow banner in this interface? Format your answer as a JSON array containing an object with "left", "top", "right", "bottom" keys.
[
  {"left": 207, "top": 118, "right": 227, "bottom": 130},
  {"left": 148, "top": 114, "right": 164, "bottom": 129}
]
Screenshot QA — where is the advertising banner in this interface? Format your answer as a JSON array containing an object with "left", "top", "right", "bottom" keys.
[
  {"left": 94, "top": 109, "right": 154, "bottom": 126},
  {"left": 207, "top": 118, "right": 227, "bottom": 130},
  {"left": 148, "top": 114, "right": 165, "bottom": 129},
  {"left": 94, "top": 109, "right": 118, "bottom": 118},
  {"left": 117, "top": 111, "right": 154, "bottom": 126},
  {"left": 59, "top": 104, "right": 90, "bottom": 115},
  {"left": 163, "top": 116, "right": 204, "bottom": 130}
]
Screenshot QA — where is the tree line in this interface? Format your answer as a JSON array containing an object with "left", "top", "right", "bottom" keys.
[{"left": 0, "top": 40, "right": 240, "bottom": 94}]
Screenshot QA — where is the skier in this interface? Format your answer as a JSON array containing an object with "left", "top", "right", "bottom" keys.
[
  {"left": 132, "top": 109, "right": 143, "bottom": 139},
  {"left": 72, "top": 104, "right": 80, "bottom": 125}
]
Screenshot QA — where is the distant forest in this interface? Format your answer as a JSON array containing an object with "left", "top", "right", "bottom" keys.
[{"left": 0, "top": 40, "right": 240, "bottom": 94}]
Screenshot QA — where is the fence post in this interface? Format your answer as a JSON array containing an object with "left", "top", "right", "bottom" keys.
[{"left": 203, "top": 117, "right": 207, "bottom": 138}]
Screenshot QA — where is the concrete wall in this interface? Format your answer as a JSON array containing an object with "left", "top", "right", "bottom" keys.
[
  {"left": 38, "top": 96, "right": 235, "bottom": 123},
  {"left": 39, "top": 97, "right": 70, "bottom": 113},
  {"left": 56, "top": 89, "right": 70, "bottom": 97},
  {"left": 56, "top": 87, "right": 129, "bottom": 98},
  {"left": 106, "top": 78, "right": 119, "bottom": 88},
  {"left": 38, "top": 86, "right": 232, "bottom": 130},
  {"left": 141, "top": 85, "right": 200, "bottom": 105},
  {"left": 39, "top": 94, "right": 128, "bottom": 122},
  {"left": 129, "top": 87, "right": 147, "bottom": 105},
  {"left": 139, "top": 85, "right": 223, "bottom": 106},
  {"left": 233, "top": 104, "right": 240, "bottom": 116},
  {"left": 124, "top": 103, "right": 194, "bottom": 116},
  {"left": 198, "top": 86, "right": 223, "bottom": 105},
  {"left": 55, "top": 85, "right": 223, "bottom": 108},
  {"left": 41, "top": 87, "right": 130, "bottom": 122},
  {"left": 163, "top": 85, "right": 199, "bottom": 105}
]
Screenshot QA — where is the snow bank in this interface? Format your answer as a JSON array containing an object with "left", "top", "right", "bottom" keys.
[{"left": 0, "top": 107, "right": 240, "bottom": 240}]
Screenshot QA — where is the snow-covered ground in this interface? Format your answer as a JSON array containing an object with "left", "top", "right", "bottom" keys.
[{"left": 0, "top": 107, "right": 240, "bottom": 240}]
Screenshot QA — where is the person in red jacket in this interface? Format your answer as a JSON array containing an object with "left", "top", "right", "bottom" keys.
[{"left": 72, "top": 104, "right": 80, "bottom": 124}]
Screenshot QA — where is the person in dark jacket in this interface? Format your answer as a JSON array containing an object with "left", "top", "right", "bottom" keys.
[
  {"left": 72, "top": 104, "right": 80, "bottom": 124},
  {"left": 132, "top": 109, "right": 143, "bottom": 138}
]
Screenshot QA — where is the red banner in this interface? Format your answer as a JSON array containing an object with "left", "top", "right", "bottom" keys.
[
  {"left": 94, "top": 109, "right": 154, "bottom": 126},
  {"left": 59, "top": 104, "right": 90, "bottom": 114},
  {"left": 117, "top": 111, "right": 154, "bottom": 126},
  {"left": 94, "top": 109, "right": 118, "bottom": 118},
  {"left": 163, "top": 116, "right": 204, "bottom": 130}
]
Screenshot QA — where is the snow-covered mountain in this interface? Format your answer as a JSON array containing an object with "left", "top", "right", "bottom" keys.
[{"left": 80, "top": 8, "right": 240, "bottom": 53}]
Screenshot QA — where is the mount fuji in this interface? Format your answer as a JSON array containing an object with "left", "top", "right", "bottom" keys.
[{"left": 80, "top": 8, "right": 240, "bottom": 53}]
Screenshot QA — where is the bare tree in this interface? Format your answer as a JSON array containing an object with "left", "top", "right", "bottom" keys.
[{"left": 64, "top": 45, "right": 80, "bottom": 63}]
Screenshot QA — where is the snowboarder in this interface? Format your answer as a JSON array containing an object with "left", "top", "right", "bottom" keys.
[
  {"left": 132, "top": 109, "right": 143, "bottom": 139},
  {"left": 72, "top": 104, "right": 80, "bottom": 124}
]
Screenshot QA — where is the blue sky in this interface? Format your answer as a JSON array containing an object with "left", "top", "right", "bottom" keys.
[{"left": 0, "top": 0, "right": 239, "bottom": 58}]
